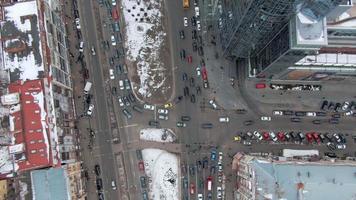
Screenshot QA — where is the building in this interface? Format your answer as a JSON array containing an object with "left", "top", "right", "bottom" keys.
[
  {"left": 232, "top": 152, "right": 356, "bottom": 200},
  {"left": 63, "top": 162, "right": 86, "bottom": 200}
]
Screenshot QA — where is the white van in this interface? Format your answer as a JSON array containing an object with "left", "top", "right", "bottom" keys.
[
  {"left": 84, "top": 82, "right": 92, "bottom": 94},
  {"left": 219, "top": 117, "right": 229, "bottom": 123},
  {"left": 119, "top": 80, "right": 124, "bottom": 90}
]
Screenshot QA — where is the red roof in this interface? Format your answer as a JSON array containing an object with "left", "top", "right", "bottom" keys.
[{"left": 7, "top": 79, "right": 59, "bottom": 172}]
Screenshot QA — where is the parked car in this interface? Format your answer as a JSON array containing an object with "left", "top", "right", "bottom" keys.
[
  {"left": 261, "top": 116, "right": 271, "bottom": 121},
  {"left": 183, "top": 17, "right": 188, "bottom": 27},
  {"left": 210, "top": 149, "right": 217, "bottom": 161},
  {"left": 124, "top": 79, "right": 131, "bottom": 90},
  {"left": 109, "top": 69, "right": 115, "bottom": 79},
  {"left": 255, "top": 83, "right": 266, "bottom": 89},
  {"left": 219, "top": 117, "right": 229, "bottom": 123},
  {"left": 148, "top": 120, "right": 159, "bottom": 127},
  {"left": 327, "top": 142, "right": 336, "bottom": 151},
  {"left": 342, "top": 101, "right": 350, "bottom": 110},
  {"left": 94, "top": 164, "right": 101, "bottom": 176},
  {"left": 190, "top": 94, "right": 196, "bottom": 103},
  {"left": 144, "top": 104, "right": 155, "bottom": 111},
  {"left": 336, "top": 144, "right": 346, "bottom": 150},
  {"left": 179, "top": 30, "right": 185, "bottom": 39},
  {"left": 321, "top": 100, "right": 328, "bottom": 110},
  {"left": 158, "top": 114, "right": 168, "bottom": 120},
  {"left": 329, "top": 118, "right": 339, "bottom": 124},
  {"left": 117, "top": 96, "right": 124, "bottom": 107},
  {"left": 122, "top": 109, "right": 132, "bottom": 119},
  {"left": 177, "top": 121, "right": 187, "bottom": 128},
  {"left": 273, "top": 110, "right": 283, "bottom": 115},
  {"left": 253, "top": 131, "right": 263, "bottom": 141},
  {"left": 96, "top": 178, "right": 103, "bottom": 190},
  {"left": 201, "top": 123, "right": 213, "bottom": 129},
  {"left": 244, "top": 120, "right": 254, "bottom": 126},
  {"left": 269, "top": 132, "right": 277, "bottom": 142},
  {"left": 209, "top": 99, "right": 217, "bottom": 109},
  {"left": 291, "top": 117, "right": 301, "bottom": 122},
  {"left": 111, "top": 35, "right": 117, "bottom": 46},
  {"left": 158, "top": 109, "right": 168, "bottom": 114},
  {"left": 333, "top": 133, "right": 341, "bottom": 143},
  {"left": 306, "top": 112, "right": 316, "bottom": 117},
  {"left": 140, "top": 176, "right": 147, "bottom": 188},
  {"left": 87, "top": 104, "right": 94, "bottom": 116},
  {"left": 181, "top": 116, "right": 191, "bottom": 121}
]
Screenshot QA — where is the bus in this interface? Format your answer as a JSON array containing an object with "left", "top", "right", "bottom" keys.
[
  {"left": 207, "top": 176, "right": 212, "bottom": 191},
  {"left": 183, "top": 0, "right": 189, "bottom": 9}
]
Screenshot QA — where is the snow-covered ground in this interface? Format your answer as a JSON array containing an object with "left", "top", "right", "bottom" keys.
[
  {"left": 140, "top": 128, "right": 176, "bottom": 143},
  {"left": 142, "top": 148, "right": 179, "bottom": 200},
  {"left": 122, "top": 0, "right": 169, "bottom": 98}
]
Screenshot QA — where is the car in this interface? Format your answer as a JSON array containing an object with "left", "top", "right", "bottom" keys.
[
  {"left": 283, "top": 110, "right": 294, "bottom": 115},
  {"left": 98, "top": 192, "right": 104, "bottom": 200},
  {"left": 184, "top": 86, "right": 190, "bottom": 96},
  {"left": 79, "top": 41, "right": 84, "bottom": 52},
  {"left": 128, "top": 93, "right": 136, "bottom": 103},
  {"left": 312, "top": 120, "right": 321, "bottom": 125},
  {"left": 198, "top": 194, "right": 203, "bottom": 200},
  {"left": 190, "top": 94, "right": 196, "bottom": 103},
  {"left": 187, "top": 55, "right": 193, "bottom": 63},
  {"left": 325, "top": 152, "right": 337, "bottom": 158},
  {"left": 277, "top": 132, "right": 285, "bottom": 141},
  {"left": 261, "top": 116, "right": 271, "bottom": 121},
  {"left": 191, "top": 16, "right": 197, "bottom": 26},
  {"left": 118, "top": 96, "right": 124, "bottom": 107},
  {"left": 195, "top": 6, "right": 200, "bottom": 17},
  {"left": 312, "top": 132, "right": 320, "bottom": 143},
  {"left": 328, "top": 102, "right": 335, "bottom": 110},
  {"left": 140, "top": 176, "right": 147, "bottom": 188},
  {"left": 210, "top": 149, "right": 217, "bottom": 161},
  {"left": 138, "top": 161, "right": 145, "bottom": 171},
  {"left": 269, "top": 132, "right": 277, "bottom": 142},
  {"left": 109, "top": 69, "right": 115, "bottom": 79},
  {"left": 327, "top": 142, "right": 336, "bottom": 151},
  {"left": 111, "top": 87, "right": 117, "bottom": 96},
  {"left": 111, "top": 35, "right": 116, "bottom": 46},
  {"left": 319, "top": 133, "right": 327, "bottom": 143},
  {"left": 236, "top": 109, "right": 247, "bottom": 114},
  {"left": 198, "top": 46, "right": 204, "bottom": 56},
  {"left": 190, "top": 77, "right": 195, "bottom": 87},
  {"left": 295, "top": 111, "right": 306, "bottom": 116},
  {"left": 197, "top": 20, "right": 201, "bottom": 31},
  {"left": 183, "top": 17, "right": 188, "bottom": 27},
  {"left": 345, "top": 110, "right": 353, "bottom": 116},
  {"left": 181, "top": 116, "right": 191, "bottom": 121},
  {"left": 122, "top": 109, "right": 132, "bottom": 119},
  {"left": 233, "top": 136, "right": 241, "bottom": 141},
  {"left": 123, "top": 96, "right": 130, "bottom": 106},
  {"left": 333, "top": 133, "right": 341, "bottom": 143},
  {"left": 179, "top": 30, "right": 185, "bottom": 39},
  {"left": 262, "top": 132, "right": 270, "bottom": 140},
  {"left": 158, "top": 109, "right": 168, "bottom": 114},
  {"left": 219, "top": 117, "right": 229, "bottom": 123},
  {"left": 75, "top": 18, "right": 81, "bottom": 29},
  {"left": 217, "top": 162, "right": 222, "bottom": 172},
  {"left": 291, "top": 117, "right": 301, "bottom": 122},
  {"left": 209, "top": 99, "right": 217, "bottom": 109},
  {"left": 342, "top": 101, "right": 350, "bottom": 110},
  {"left": 91, "top": 46, "right": 96, "bottom": 55},
  {"left": 244, "top": 120, "right": 254, "bottom": 126},
  {"left": 144, "top": 104, "right": 155, "bottom": 111},
  {"left": 196, "top": 86, "right": 201, "bottom": 95},
  {"left": 306, "top": 132, "right": 313, "bottom": 143},
  {"left": 111, "top": 180, "right": 117, "bottom": 190},
  {"left": 243, "top": 140, "right": 252, "bottom": 146},
  {"left": 142, "top": 191, "right": 148, "bottom": 200},
  {"left": 298, "top": 132, "right": 305, "bottom": 142},
  {"left": 87, "top": 104, "right": 94, "bottom": 116},
  {"left": 329, "top": 118, "right": 339, "bottom": 124},
  {"left": 192, "top": 42, "right": 198, "bottom": 52},
  {"left": 189, "top": 165, "right": 195, "bottom": 175},
  {"left": 176, "top": 121, "right": 186, "bottom": 127},
  {"left": 332, "top": 113, "right": 341, "bottom": 118},
  {"left": 284, "top": 132, "right": 291, "bottom": 141},
  {"left": 306, "top": 112, "right": 316, "bottom": 117},
  {"left": 321, "top": 100, "right": 328, "bottom": 110},
  {"left": 158, "top": 114, "right": 168, "bottom": 120},
  {"left": 196, "top": 67, "right": 201, "bottom": 76},
  {"left": 164, "top": 103, "right": 173, "bottom": 108},
  {"left": 111, "top": 0, "right": 116, "bottom": 5},
  {"left": 255, "top": 83, "right": 266, "bottom": 89},
  {"left": 201, "top": 123, "right": 213, "bottom": 129},
  {"left": 336, "top": 144, "right": 346, "bottom": 149},
  {"left": 96, "top": 178, "right": 103, "bottom": 190},
  {"left": 182, "top": 72, "right": 188, "bottom": 81},
  {"left": 194, "top": 0, "right": 198, "bottom": 6},
  {"left": 192, "top": 30, "right": 197, "bottom": 40},
  {"left": 217, "top": 186, "right": 222, "bottom": 199},
  {"left": 94, "top": 164, "right": 101, "bottom": 176},
  {"left": 124, "top": 79, "right": 131, "bottom": 90},
  {"left": 148, "top": 120, "right": 159, "bottom": 127},
  {"left": 334, "top": 103, "right": 341, "bottom": 112},
  {"left": 253, "top": 131, "right": 263, "bottom": 140},
  {"left": 273, "top": 110, "right": 283, "bottom": 115},
  {"left": 316, "top": 112, "right": 326, "bottom": 117},
  {"left": 190, "top": 183, "right": 195, "bottom": 194}
]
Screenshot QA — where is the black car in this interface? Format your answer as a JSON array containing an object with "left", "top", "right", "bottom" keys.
[
  {"left": 182, "top": 73, "right": 188, "bottom": 81},
  {"left": 173, "top": 95, "right": 183, "bottom": 104},
  {"left": 94, "top": 164, "right": 101, "bottom": 176},
  {"left": 295, "top": 111, "right": 306, "bottom": 116},
  {"left": 96, "top": 178, "right": 103, "bottom": 190},
  {"left": 98, "top": 192, "right": 105, "bottom": 200},
  {"left": 316, "top": 112, "right": 326, "bottom": 117},
  {"left": 190, "top": 77, "right": 195, "bottom": 87},
  {"left": 328, "top": 102, "right": 335, "bottom": 110},
  {"left": 202, "top": 157, "right": 208, "bottom": 168},
  {"left": 122, "top": 109, "right": 132, "bottom": 119},
  {"left": 321, "top": 100, "right": 328, "bottom": 110},
  {"left": 128, "top": 92, "right": 136, "bottom": 103},
  {"left": 136, "top": 149, "right": 143, "bottom": 160},
  {"left": 190, "top": 94, "right": 196, "bottom": 103},
  {"left": 148, "top": 120, "right": 159, "bottom": 127},
  {"left": 111, "top": 87, "right": 117, "bottom": 96},
  {"left": 312, "top": 120, "right": 321, "bottom": 125},
  {"left": 325, "top": 152, "right": 337, "bottom": 158},
  {"left": 180, "top": 49, "right": 186, "bottom": 59},
  {"left": 198, "top": 46, "right": 204, "bottom": 56},
  {"left": 297, "top": 132, "right": 305, "bottom": 142},
  {"left": 329, "top": 118, "right": 339, "bottom": 124},
  {"left": 291, "top": 117, "right": 301, "bottom": 122},
  {"left": 184, "top": 87, "right": 190, "bottom": 96},
  {"left": 283, "top": 110, "right": 294, "bottom": 116},
  {"left": 181, "top": 116, "right": 191, "bottom": 121},
  {"left": 236, "top": 109, "right": 247, "bottom": 114},
  {"left": 332, "top": 113, "right": 341, "bottom": 118},
  {"left": 196, "top": 86, "right": 201, "bottom": 95},
  {"left": 192, "top": 30, "right": 197, "bottom": 40},
  {"left": 334, "top": 103, "right": 341, "bottom": 112},
  {"left": 179, "top": 30, "right": 185, "bottom": 39},
  {"left": 191, "top": 16, "right": 196, "bottom": 26},
  {"left": 243, "top": 120, "right": 254, "bottom": 126},
  {"left": 192, "top": 42, "right": 198, "bottom": 52},
  {"left": 140, "top": 176, "right": 147, "bottom": 188},
  {"left": 201, "top": 123, "right": 213, "bottom": 129}
]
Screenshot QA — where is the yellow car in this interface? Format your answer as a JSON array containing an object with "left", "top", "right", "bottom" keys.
[
  {"left": 233, "top": 136, "right": 241, "bottom": 142},
  {"left": 164, "top": 103, "right": 173, "bottom": 108}
]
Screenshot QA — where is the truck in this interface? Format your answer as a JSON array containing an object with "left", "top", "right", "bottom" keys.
[
  {"left": 84, "top": 81, "right": 92, "bottom": 94},
  {"left": 207, "top": 176, "right": 212, "bottom": 191}
]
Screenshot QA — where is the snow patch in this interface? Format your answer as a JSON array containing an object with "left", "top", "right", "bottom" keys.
[{"left": 140, "top": 128, "right": 176, "bottom": 143}]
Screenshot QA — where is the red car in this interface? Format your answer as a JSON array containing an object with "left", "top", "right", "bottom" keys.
[
  {"left": 262, "top": 132, "right": 270, "bottom": 140},
  {"left": 277, "top": 132, "right": 285, "bottom": 141},
  {"left": 190, "top": 183, "right": 195, "bottom": 194},
  {"left": 187, "top": 55, "right": 193, "bottom": 63},
  {"left": 312, "top": 132, "right": 320, "bottom": 143},
  {"left": 255, "top": 83, "right": 266, "bottom": 89},
  {"left": 138, "top": 161, "right": 145, "bottom": 171},
  {"left": 306, "top": 132, "right": 313, "bottom": 143}
]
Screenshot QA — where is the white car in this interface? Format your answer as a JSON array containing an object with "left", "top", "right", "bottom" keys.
[
  {"left": 270, "top": 132, "right": 277, "bottom": 142},
  {"left": 197, "top": 20, "right": 201, "bottom": 31},
  {"left": 118, "top": 96, "right": 124, "bottom": 107},
  {"left": 196, "top": 67, "right": 201, "bottom": 76},
  {"left": 195, "top": 7, "right": 200, "bottom": 17},
  {"left": 219, "top": 117, "right": 229, "bottom": 123},
  {"left": 144, "top": 104, "right": 155, "bottom": 111},
  {"left": 253, "top": 131, "right": 263, "bottom": 140},
  {"left": 217, "top": 162, "right": 222, "bottom": 172},
  {"left": 111, "top": 0, "right": 116, "bottom": 6},
  {"left": 158, "top": 114, "right": 168, "bottom": 120},
  {"left": 157, "top": 109, "right": 168, "bottom": 114},
  {"left": 87, "top": 104, "right": 94, "bottom": 116},
  {"left": 342, "top": 101, "right": 350, "bottom": 110},
  {"left": 209, "top": 99, "right": 217, "bottom": 109},
  {"left": 109, "top": 69, "right": 115, "bottom": 80},
  {"left": 119, "top": 80, "right": 124, "bottom": 90},
  {"left": 75, "top": 18, "right": 81, "bottom": 29},
  {"left": 183, "top": 17, "right": 188, "bottom": 27},
  {"left": 336, "top": 144, "right": 346, "bottom": 149},
  {"left": 261, "top": 116, "right": 271, "bottom": 121},
  {"left": 111, "top": 35, "right": 117, "bottom": 46},
  {"left": 91, "top": 46, "right": 96, "bottom": 55},
  {"left": 198, "top": 194, "right": 203, "bottom": 200},
  {"left": 79, "top": 41, "right": 84, "bottom": 52},
  {"left": 345, "top": 110, "right": 353, "bottom": 116},
  {"left": 217, "top": 187, "right": 222, "bottom": 199},
  {"left": 273, "top": 110, "right": 283, "bottom": 115},
  {"left": 306, "top": 112, "right": 316, "bottom": 117},
  {"left": 218, "top": 152, "right": 223, "bottom": 160}
]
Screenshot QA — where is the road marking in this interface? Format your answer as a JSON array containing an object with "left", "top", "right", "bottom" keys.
[{"left": 119, "top": 123, "right": 138, "bottom": 128}]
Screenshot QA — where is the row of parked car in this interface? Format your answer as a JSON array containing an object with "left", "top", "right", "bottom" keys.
[
  {"left": 238, "top": 131, "right": 347, "bottom": 148},
  {"left": 320, "top": 100, "right": 356, "bottom": 115}
]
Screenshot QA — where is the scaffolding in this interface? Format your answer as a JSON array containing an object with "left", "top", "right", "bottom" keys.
[{"left": 218, "top": 0, "right": 345, "bottom": 59}]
